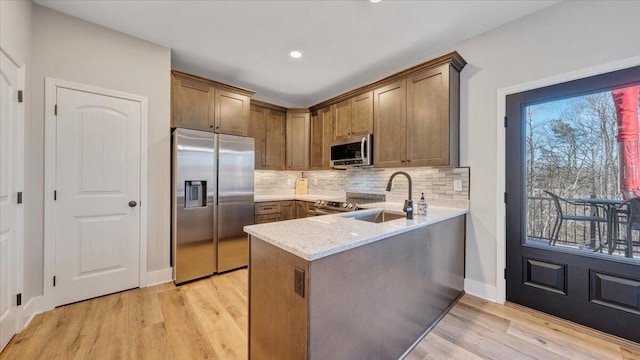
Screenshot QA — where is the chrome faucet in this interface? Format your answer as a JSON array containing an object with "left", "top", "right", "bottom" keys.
[{"left": 386, "top": 171, "right": 413, "bottom": 219}]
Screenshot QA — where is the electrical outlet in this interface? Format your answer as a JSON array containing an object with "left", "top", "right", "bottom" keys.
[
  {"left": 314, "top": 179, "right": 318, "bottom": 186},
  {"left": 287, "top": 179, "right": 292, "bottom": 186},
  {"left": 453, "top": 179, "right": 463, "bottom": 192},
  {"left": 294, "top": 267, "right": 305, "bottom": 297}
]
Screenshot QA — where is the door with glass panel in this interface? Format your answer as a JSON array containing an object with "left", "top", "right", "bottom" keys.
[{"left": 506, "top": 65, "right": 640, "bottom": 343}]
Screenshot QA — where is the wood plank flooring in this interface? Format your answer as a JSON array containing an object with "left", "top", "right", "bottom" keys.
[{"left": 2, "top": 269, "right": 639, "bottom": 359}]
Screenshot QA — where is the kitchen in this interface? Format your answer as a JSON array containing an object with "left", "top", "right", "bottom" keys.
[{"left": 2, "top": 0, "right": 640, "bottom": 359}]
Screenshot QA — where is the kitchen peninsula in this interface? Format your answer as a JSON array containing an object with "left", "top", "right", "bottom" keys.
[{"left": 244, "top": 205, "right": 467, "bottom": 359}]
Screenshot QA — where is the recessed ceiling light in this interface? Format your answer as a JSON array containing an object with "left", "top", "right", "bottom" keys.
[
  {"left": 289, "top": 50, "right": 303, "bottom": 59},
  {"left": 370, "top": 0, "right": 382, "bottom": 3}
]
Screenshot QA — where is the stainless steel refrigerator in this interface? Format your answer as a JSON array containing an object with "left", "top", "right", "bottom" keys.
[{"left": 172, "top": 128, "right": 254, "bottom": 284}]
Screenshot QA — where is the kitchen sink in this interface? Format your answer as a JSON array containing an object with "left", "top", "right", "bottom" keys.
[{"left": 351, "top": 211, "right": 406, "bottom": 223}]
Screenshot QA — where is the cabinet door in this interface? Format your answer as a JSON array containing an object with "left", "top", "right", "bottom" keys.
[
  {"left": 295, "top": 201, "right": 307, "bottom": 219},
  {"left": 309, "top": 106, "right": 334, "bottom": 170},
  {"left": 171, "top": 75, "right": 215, "bottom": 131},
  {"left": 249, "top": 106, "right": 267, "bottom": 170},
  {"left": 407, "top": 65, "right": 452, "bottom": 166},
  {"left": 265, "top": 110, "right": 286, "bottom": 170},
  {"left": 350, "top": 91, "right": 373, "bottom": 137},
  {"left": 280, "top": 201, "right": 295, "bottom": 221},
  {"left": 286, "top": 111, "right": 310, "bottom": 170},
  {"left": 333, "top": 100, "right": 351, "bottom": 140},
  {"left": 374, "top": 80, "right": 407, "bottom": 168},
  {"left": 214, "top": 89, "right": 250, "bottom": 136}
]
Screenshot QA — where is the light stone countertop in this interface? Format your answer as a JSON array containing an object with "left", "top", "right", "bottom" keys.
[
  {"left": 254, "top": 194, "right": 344, "bottom": 203},
  {"left": 244, "top": 205, "right": 469, "bottom": 261}
]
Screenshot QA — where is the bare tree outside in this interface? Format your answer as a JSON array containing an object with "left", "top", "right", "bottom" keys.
[{"left": 525, "top": 87, "right": 638, "bottom": 258}]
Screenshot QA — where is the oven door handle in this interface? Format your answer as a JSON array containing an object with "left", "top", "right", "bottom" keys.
[{"left": 315, "top": 209, "right": 334, "bottom": 216}]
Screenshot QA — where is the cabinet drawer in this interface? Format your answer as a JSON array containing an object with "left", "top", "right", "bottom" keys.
[
  {"left": 255, "top": 202, "right": 281, "bottom": 215},
  {"left": 254, "top": 213, "right": 281, "bottom": 224}
]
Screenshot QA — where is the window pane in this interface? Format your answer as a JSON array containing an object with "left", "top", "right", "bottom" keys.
[{"left": 525, "top": 84, "right": 640, "bottom": 260}]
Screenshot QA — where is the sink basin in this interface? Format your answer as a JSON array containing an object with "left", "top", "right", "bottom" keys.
[{"left": 352, "top": 211, "right": 406, "bottom": 223}]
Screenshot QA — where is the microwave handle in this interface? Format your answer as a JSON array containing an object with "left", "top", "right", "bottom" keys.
[{"left": 361, "top": 136, "right": 367, "bottom": 162}]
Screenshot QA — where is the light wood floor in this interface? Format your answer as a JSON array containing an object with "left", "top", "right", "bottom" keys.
[{"left": 2, "top": 269, "right": 639, "bottom": 359}]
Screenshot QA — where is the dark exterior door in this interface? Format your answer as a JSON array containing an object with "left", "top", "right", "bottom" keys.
[{"left": 506, "top": 65, "right": 640, "bottom": 343}]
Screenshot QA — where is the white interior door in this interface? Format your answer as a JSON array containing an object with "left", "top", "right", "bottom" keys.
[
  {"left": 54, "top": 88, "right": 141, "bottom": 307},
  {"left": 0, "top": 48, "right": 23, "bottom": 351}
]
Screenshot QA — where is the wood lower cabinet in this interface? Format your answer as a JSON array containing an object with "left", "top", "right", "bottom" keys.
[
  {"left": 171, "top": 70, "right": 254, "bottom": 135},
  {"left": 333, "top": 92, "right": 373, "bottom": 141},
  {"left": 255, "top": 200, "right": 316, "bottom": 223},
  {"left": 309, "top": 106, "right": 334, "bottom": 170},
  {"left": 280, "top": 201, "right": 295, "bottom": 221},
  {"left": 250, "top": 101, "right": 286, "bottom": 170},
  {"left": 286, "top": 110, "right": 310, "bottom": 170},
  {"left": 374, "top": 63, "right": 461, "bottom": 168}
]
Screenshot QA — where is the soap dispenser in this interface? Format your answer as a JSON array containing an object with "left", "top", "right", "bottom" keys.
[{"left": 418, "top": 193, "right": 428, "bottom": 216}]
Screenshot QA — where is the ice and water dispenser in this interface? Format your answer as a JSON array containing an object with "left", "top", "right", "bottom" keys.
[{"left": 185, "top": 180, "right": 206, "bottom": 208}]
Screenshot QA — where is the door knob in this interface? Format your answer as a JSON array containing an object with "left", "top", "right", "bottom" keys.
[{"left": 128, "top": 201, "right": 137, "bottom": 207}]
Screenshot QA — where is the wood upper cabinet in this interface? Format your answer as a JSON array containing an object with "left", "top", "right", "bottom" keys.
[
  {"left": 171, "top": 70, "right": 254, "bottom": 135},
  {"left": 333, "top": 92, "right": 373, "bottom": 140},
  {"left": 249, "top": 101, "right": 286, "bottom": 170},
  {"left": 286, "top": 109, "right": 310, "bottom": 170},
  {"left": 374, "top": 63, "right": 461, "bottom": 168},
  {"left": 350, "top": 91, "right": 374, "bottom": 137},
  {"left": 309, "top": 105, "right": 334, "bottom": 170},
  {"left": 374, "top": 80, "right": 407, "bottom": 168},
  {"left": 214, "top": 89, "right": 250, "bottom": 136},
  {"left": 333, "top": 100, "right": 351, "bottom": 140},
  {"left": 266, "top": 109, "right": 286, "bottom": 170},
  {"left": 171, "top": 74, "right": 215, "bottom": 131},
  {"left": 406, "top": 65, "right": 458, "bottom": 167},
  {"left": 249, "top": 105, "right": 267, "bottom": 169}
]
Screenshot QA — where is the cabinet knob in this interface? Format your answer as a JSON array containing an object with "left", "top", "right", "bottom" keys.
[
  {"left": 128, "top": 201, "right": 138, "bottom": 207},
  {"left": 406, "top": 159, "right": 411, "bottom": 163},
  {"left": 209, "top": 125, "right": 214, "bottom": 128}
]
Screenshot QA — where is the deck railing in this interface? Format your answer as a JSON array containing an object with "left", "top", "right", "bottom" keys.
[{"left": 526, "top": 196, "right": 638, "bottom": 257}]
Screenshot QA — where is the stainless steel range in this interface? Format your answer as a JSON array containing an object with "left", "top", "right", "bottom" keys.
[{"left": 314, "top": 192, "right": 385, "bottom": 215}]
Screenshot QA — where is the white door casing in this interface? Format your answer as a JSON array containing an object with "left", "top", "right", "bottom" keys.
[
  {"left": 0, "top": 39, "right": 25, "bottom": 352},
  {"left": 44, "top": 79, "right": 148, "bottom": 310}
]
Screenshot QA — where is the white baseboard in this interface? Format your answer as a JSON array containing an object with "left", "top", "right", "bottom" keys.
[
  {"left": 144, "top": 268, "right": 173, "bottom": 287},
  {"left": 464, "top": 278, "right": 498, "bottom": 302},
  {"left": 22, "top": 296, "right": 44, "bottom": 330}
]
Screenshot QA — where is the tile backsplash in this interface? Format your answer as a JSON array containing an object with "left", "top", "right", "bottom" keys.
[{"left": 255, "top": 167, "right": 470, "bottom": 208}]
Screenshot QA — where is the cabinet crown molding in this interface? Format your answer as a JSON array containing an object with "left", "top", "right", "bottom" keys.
[
  {"left": 309, "top": 51, "right": 466, "bottom": 113},
  {"left": 171, "top": 70, "right": 255, "bottom": 97}
]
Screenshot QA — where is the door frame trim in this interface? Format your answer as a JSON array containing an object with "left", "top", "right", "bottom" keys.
[
  {"left": 495, "top": 55, "right": 640, "bottom": 304},
  {"left": 0, "top": 37, "right": 25, "bottom": 336},
  {"left": 43, "top": 78, "right": 149, "bottom": 311}
]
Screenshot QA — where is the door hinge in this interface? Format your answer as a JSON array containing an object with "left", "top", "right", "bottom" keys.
[
  {"left": 18, "top": 90, "right": 23, "bottom": 103},
  {"left": 17, "top": 293, "right": 22, "bottom": 306},
  {"left": 504, "top": 268, "right": 507, "bottom": 279},
  {"left": 17, "top": 191, "right": 23, "bottom": 204},
  {"left": 54, "top": 104, "right": 58, "bottom": 115},
  {"left": 54, "top": 190, "right": 57, "bottom": 201},
  {"left": 53, "top": 276, "right": 56, "bottom": 287},
  {"left": 504, "top": 192, "right": 507, "bottom": 203},
  {"left": 504, "top": 116, "right": 508, "bottom": 128}
]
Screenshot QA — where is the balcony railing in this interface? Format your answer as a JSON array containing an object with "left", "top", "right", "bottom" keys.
[{"left": 526, "top": 196, "right": 639, "bottom": 258}]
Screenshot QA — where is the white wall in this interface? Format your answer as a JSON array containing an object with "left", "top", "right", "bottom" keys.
[
  {"left": 27, "top": 5, "right": 171, "bottom": 300},
  {"left": 447, "top": 1, "right": 640, "bottom": 298}
]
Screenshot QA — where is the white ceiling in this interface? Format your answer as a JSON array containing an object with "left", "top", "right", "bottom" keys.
[{"left": 34, "top": 0, "right": 558, "bottom": 107}]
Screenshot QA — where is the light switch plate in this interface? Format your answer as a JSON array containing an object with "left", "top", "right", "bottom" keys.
[
  {"left": 287, "top": 179, "right": 292, "bottom": 186},
  {"left": 453, "top": 179, "right": 463, "bottom": 192},
  {"left": 314, "top": 179, "right": 318, "bottom": 185}
]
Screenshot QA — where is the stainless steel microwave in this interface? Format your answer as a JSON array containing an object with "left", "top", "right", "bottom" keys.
[{"left": 330, "top": 134, "right": 373, "bottom": 169}]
